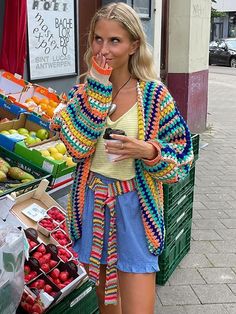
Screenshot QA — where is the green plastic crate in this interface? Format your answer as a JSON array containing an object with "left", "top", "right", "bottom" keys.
[
  {"left": 163, "top": 215, "right": 193, "bottom": 255},
  {"left": 164, "top": 191, "right": 194, "bottom": 238},
  {"left": 0, "top": 146, "right": 51, "bottom": 197},
  {"left": 47, "top": 280, "right": 98, "bottom": 314},
  {"left": 157, "top": 219, "right": 192, "bottom": 285},
  {"left": 163, "top": 166, "right": 195, "bottom": 211},
  {"left": 191, "top": 133, "right": 200, "bottom": 161}
]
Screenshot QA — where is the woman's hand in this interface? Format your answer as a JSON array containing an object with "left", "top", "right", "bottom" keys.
[
  {"left": 94, "top": 53, "right": 109, "bottom": 70},
  {"left": 105, "top": 134, "right": 158, "bottom": 162}
]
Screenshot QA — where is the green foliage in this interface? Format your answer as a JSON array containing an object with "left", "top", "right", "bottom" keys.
[{"left": 211, "top": 0, "right": 226, "bottom": 19}]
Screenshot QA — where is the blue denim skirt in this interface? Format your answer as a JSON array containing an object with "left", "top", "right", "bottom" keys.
[{"left": 73, "top": 173, "right": 159, "bottom": 273}]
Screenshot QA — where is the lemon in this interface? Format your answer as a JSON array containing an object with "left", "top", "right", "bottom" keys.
[
  {"left": 40, "top": 149, "right": 50, "bottom": 157},
  {"left": 51, "top": 152, "right": 64, "bottom": 160},
  {"left": 48, "top": 147, "right": 58, "bottom": 154}
]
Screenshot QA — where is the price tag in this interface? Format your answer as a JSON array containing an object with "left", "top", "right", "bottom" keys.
[
  {"left": 0, "top": 195, "right": 15, "bottom": 220},
  {"left": 42, "top": 160, "right": 54, "bottom": 173}
]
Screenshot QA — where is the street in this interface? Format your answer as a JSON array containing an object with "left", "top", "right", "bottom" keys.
[{"left": 156, "top": 66, "right": 236, "bottom": 313}]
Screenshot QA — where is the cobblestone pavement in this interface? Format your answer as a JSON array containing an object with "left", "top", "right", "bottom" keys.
[{"left": 156, "top": 66, "right": 236, "bottom": 313}]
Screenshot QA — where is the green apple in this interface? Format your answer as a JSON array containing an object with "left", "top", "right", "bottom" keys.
[
  {"left": 36, "top": 128, "right": 49, "bottom": 140},
  {"left": 0, "top": 130, "right": 10, "bottom": 135},
  {"left": 55, "top": 142, "right": 67, "bottom": 155},
  {"left": 18, "top": 127, "right": 29, "bottom": 135},
  {"left": 25, "top": 136, "right": 37, "bottom": 146},
  {"left": 8, "top": 129, "right": 18, "bottom": 134},
  {"left": 34, "top": 137, "right": 42, "bottom": 143}
]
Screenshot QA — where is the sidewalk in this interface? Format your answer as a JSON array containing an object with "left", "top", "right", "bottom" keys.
[{"left": 155, "top": 67, "right": 236, "bottom": 313}]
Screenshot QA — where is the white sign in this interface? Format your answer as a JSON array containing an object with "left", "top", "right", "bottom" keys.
[{"left": 27, "top": 0, "right": 77, "bottom": 80}]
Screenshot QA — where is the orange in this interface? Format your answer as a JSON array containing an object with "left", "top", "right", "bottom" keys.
[
  {"left": 46, "top": 106, "right": 54, "bottom": 118},
  {"left": 49, "top": 99, "right": 58, "bottom": 108},
  {"left": 39, "top": 97, "right": 49, "bottom": 105},
  {"left": 39, "top": 102, "right": 48, "bottom": 112},
  {"left": 25, "top": 98, "right": 33, "bottom": 103},
  {"left": 31, "top": 96, "right": 40, "bottom": 105}
]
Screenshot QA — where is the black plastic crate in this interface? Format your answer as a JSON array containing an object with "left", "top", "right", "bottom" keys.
[
  {"left": 47, "top": 280, "right": 98, "bottom": 314},
  {"left": 0, "top": 146, "right": 51, "bottom": 197},
  {"left": 157, "top": 219, "right": 192, "bottom": 285},
  {"left": 163, "top": 166, "right": 195, "bottom": 211}
]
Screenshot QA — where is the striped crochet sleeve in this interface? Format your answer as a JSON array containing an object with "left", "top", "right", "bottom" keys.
[
  {"left": 142, "top": 86, "right": 193, "bottom": 183},
  {"left": 50, "top": 58, "right": 112, "bottom": 160}
]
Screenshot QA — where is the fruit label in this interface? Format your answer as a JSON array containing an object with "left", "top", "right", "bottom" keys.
[
  {"left": 42, "top": 160, "right": 54, "bottom": 173},
  {"left": 22, "top": 203, "right": 47, "bottom": 222},
  {"left": 70, "top": 287, "right": 92, "bottom": 307}
]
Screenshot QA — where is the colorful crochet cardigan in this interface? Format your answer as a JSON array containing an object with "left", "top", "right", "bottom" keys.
[{"left": 50, "top": 61, "right": 193, "bottom": 256}]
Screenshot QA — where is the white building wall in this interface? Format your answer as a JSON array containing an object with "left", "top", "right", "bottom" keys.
[{"left": 212, "top": 0, "right": 236, "bottom": 12}]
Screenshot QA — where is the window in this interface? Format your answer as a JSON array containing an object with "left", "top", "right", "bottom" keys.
[{"left": 131, "top": 0, "right": 151, "bottom": 20}]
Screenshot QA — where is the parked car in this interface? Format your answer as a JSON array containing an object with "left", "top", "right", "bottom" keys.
[{"left": 209, "top": 38, "right": 236, "bottom": 67}]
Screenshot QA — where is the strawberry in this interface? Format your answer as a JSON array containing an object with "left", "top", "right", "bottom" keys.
[
  {"left": 44, "top": 253, "right": 52, "bottom": 262},
  {"left": 50, "top": 268, "right": 60, "bottom": 279},
  {"left": 58, "top": 283, "right": 66, "bottom": 289},
  {"left": 37, "top": 244, "right": 46, "bottom": 254},
  {"left": 59, "top": 271, "right": 69, "bottom": 282},
  {"left": 44, "top": 284, "right": 53, "bottom": 294},
  {"left": 32, "top": 303, "right": 43, "bottom": 314},
  {"left": 24, "top": 265, "right": 31, "bottom": 275},
  {"left": 29, "top": 240, "right": 38, "bottom": 250},
  {"left": 32, "top": 251, "right": 43, "bottom": 259},
  {"left": 49, "top": 260, "right": 57, "bottom": 268},
  {"left": 37, "top": 279, "right": 45, "bottom": 289},
  {"left": 25, "top": 294, "right": 35, "bottom": 305},
  {"left": 41, "top": 263, "right": 50, "bottom": 273}
]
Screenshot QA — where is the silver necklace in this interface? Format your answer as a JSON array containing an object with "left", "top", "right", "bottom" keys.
[{"left": 108, "top": 75, "right": 132, "bottom": 115}]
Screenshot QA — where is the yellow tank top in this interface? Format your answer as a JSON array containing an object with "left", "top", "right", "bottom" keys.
[{"left": 90, "top": 103, "right": 138, "bottom": 180}]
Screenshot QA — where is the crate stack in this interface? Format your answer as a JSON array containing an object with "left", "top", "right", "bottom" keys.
[
  {"left": 47, "top": 280, "right": 99, "bottom": 314},
  {"left": 157, "top": 134, "right": 200, "bottom": 285}
]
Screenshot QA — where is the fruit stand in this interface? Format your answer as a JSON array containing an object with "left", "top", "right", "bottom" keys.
[
  {"left": 0, "top": 70, "right": 199, "bottom": 313},
  {"left": 0, "top": 72, "right": 99, "bottom": 314}
]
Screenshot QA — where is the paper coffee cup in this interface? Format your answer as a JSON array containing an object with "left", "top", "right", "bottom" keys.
[{"left": 105, "top": 139, "right": 123, "bottom": 162}]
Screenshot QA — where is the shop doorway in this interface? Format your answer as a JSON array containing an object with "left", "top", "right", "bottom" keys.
[{"left": 79, "top": 0, "right": 102, "bottom": 77}]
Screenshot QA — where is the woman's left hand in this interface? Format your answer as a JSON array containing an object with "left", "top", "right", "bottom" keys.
[{"left": 105, "top": 134, "right": 158, "bottom": 161}]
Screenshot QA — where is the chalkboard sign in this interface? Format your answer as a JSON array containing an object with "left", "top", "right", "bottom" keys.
[{"left": 27, "top": 0, "right": 77, "bottom": 80}]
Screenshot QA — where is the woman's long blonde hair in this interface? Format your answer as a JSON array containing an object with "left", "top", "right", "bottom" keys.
[{"left": 84, "top": 2, "right": 158, "bottom": 82}]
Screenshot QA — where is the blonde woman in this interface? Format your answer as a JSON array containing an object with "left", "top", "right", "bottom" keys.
[{"left": 51, "top": 2, "right": 193, "bottom": 314}]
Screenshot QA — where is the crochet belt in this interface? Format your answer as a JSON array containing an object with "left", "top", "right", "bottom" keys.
[{"left": 87, "top": 172, "right": 136, "bottom": 305}]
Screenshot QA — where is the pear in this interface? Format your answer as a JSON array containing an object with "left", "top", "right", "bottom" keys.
[
  {"left": 7, "top": 167, "right": 35, "bottom": 181},
  {"left": 0, "top": 157, "right": 11, "bottom": 169},
  {"left": 21, "top": 178, "right": 33, "bottom": 183},
  {"left": 0, "top": 164, "right": 9, "bottom": 174},
  {"left": 0, "top": 170, "right": 7, "bottom": 182}
]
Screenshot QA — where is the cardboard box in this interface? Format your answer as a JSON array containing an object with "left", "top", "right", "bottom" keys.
[
  {"left": 0, "top": 113, "right": 54, "bottom": 151},
  {"left": 14, "top": 138, "right": 75, "bottom": 181},
  {"left": 0, "top": 96, "right": 26, "bottom": 120},
  {"left": 0, "top": 71, "right": 28, "bottom": 95},
  {"left": 10, "top": 179, "right": 65, "bottom": 244},
  {"left": 8, "top": 84, "right": 60, "bottom": 120}
]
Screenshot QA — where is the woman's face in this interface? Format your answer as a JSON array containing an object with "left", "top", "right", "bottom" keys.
[{"left": 92, "top": 19, "right": 138, "bottom": 72}]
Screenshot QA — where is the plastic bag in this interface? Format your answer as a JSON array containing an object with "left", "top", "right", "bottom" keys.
[{"left": 0, "top": 221, "right": 25, "bottom": 314}]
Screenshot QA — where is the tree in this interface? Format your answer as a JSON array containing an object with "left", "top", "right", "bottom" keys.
[{"left": 211, "top": 0, "right": 226, "bottom": 18}]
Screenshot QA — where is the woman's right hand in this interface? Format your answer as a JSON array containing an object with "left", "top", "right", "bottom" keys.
[{"left": 94, "top": 53, "right": 109, "bottom": 70}]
